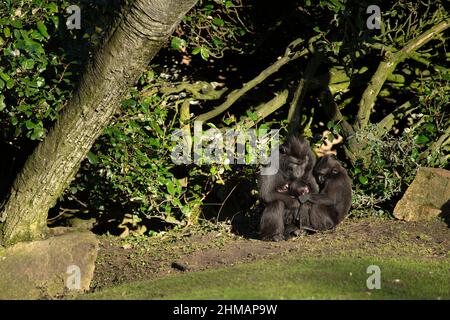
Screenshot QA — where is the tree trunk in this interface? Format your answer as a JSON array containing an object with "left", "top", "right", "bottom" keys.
[{"left": 0, "top": 0, "right": 197, "bottom": 246}]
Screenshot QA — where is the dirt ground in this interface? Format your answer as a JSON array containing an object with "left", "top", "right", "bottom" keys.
[{"left": 90, "top": 216, "right": 449, "bottom": 292}]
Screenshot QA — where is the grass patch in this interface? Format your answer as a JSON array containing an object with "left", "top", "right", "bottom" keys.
[{"left": 84, "top": 255, "right": 449, "bottom": 300}]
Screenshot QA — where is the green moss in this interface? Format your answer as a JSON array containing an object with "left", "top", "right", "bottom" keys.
[{"left": 84, "top": 255, "right": 449, "bottom": 300}]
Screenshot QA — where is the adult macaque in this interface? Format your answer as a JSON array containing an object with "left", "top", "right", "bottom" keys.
[
  {"left": 291, "top": 155, "right": 352, "bottom": 231},
  {"left": 258, "top": 136, "right": 318, "bottom": 241}
]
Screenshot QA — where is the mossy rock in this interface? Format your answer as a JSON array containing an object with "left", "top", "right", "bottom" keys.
[{"left": 0, "top": 231, "right": 98, "bottom": 299}]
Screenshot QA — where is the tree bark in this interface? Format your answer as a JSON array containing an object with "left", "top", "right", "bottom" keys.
[{"left": 0, "top": 0, "right": 197, "bottom": 245}]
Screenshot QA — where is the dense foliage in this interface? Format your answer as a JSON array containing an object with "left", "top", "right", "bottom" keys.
[{"left": 0, "top": 0, "right": 448, "bottom": 235}]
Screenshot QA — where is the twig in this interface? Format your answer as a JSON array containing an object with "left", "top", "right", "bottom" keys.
[{"left": 216, "top": 183, "right": 239, "bottom": 223}]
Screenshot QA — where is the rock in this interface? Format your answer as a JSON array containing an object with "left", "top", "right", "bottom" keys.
[
  {"left": 0, "top": 231, "right": 98, "bottom": 299},
  {"left": 394, "top": 167, "right": 450, "bottom": 221}
]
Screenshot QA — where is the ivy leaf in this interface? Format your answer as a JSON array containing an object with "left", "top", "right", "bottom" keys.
[
  {"left": 192, "top": 46, "right": 210, "bottom": 60},
  {"left": 3, "top": 27, "right": 11, "bottom": 38},
  {"left": 167, "top": 181, "right": 175, "bottom": 196},
  {"left": 171, "top": 37, "right": 186, "bottom": 51},
  {"left": 358, "top": 176, "right": 368, "bottom": 185},
  {"left": 47, "top": 2, "right": 58, "bottom": 13},
  {"left": 21, "top": 59, "right": 35, "bottom": 70},
  {"left": 0, "top": 73, "right": 11, "bottom": 81},
  {"left": 87, "top": 151, "right": 99, "bottom": 165},
  {"left": 0, "top": 95, "right": 6, "bottom": 111},
  {"left": 212, "top": 18, "right": 224, "bottom": 27},
  {"left": 37, "top": 21, "right": 49, "bottom": 38},
  {"left": 25, "top": 120, "right": 35, "bottom": 129},
  {"left": 200, "top": 47, "right": 209, "bottom": 61},
  {"left": 414, "top": 135, "right": 429, "bottom": 145},
  {"left": 224, "top": 1, "right": 234, "bottom": 8},
  {"left": 30, "top": 127, "right": 44, "bottom": 140}
]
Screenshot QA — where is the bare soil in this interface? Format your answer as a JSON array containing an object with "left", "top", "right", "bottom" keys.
[{"left": 90, "top": 217, "right": 449, "bottom": 292}]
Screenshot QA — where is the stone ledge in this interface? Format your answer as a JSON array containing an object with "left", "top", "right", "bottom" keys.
[{"left": 0, "top": 231, "right": 98, "bottom": 299}]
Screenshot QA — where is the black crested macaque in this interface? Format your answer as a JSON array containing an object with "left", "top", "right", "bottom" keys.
[
  {"left": 276, "top": 179, "right": 312, "bottom": 239},
  {"left": 291, "top": 155, "right": 352, "bottom": 231},
  {"left": 258, "top": 136, "right": 318, "bottom": 241}
]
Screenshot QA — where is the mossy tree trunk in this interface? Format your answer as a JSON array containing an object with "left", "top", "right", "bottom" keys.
[{"left": 0, "top": 0, "right": 197, "bottom": 246}]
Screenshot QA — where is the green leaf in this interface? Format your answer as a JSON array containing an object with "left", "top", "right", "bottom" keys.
[
  {"left": 51, "top": 16, "right": 59, "bottom": 29},
  {"left": 6, "top": 79, "right": 14, "bottom": 89},
  {"left": 225, "top": 1, "right": 233, "bottom": 8},
  {"left": 200, "top": 47, "right": 209, "bottom": 61},
  {"left": 0, "top": 73, "right": 11, "bottom": 81},
  {"left": 0, "top": 95, "right": 6, "bottom": 111},
  {"left": 3, "top": 27, "right": 11, "bottom": 38},
  {"left": 425, "top": 123, "right": 436, "bottom": 133},
  {"left": 122, "top": 99, "right": 137, "bottom": 108},
  {"left": 37, "top": 21, "right": 49, "bottom": 38},
  {"left": 21, "top": 59, "right": 35, "bottom": 70},
  {"left": 212, "top": 18, "right": 224, "bottom": 27},
  {"left": 167, "top": 181, "right": 175, "bottom": 196},
  {"left": 47, "top": 2, "right": 58, "bottom": 13},
  {"left": 11, "top": 20, "right": 22, "bottom": 28},
  {"left": 87, "top": 151, "right": 99, "bottom": 165},
  {"left": 414, "top": 135, "right": 429, "bottom": 145},
  {"left": 212, "top": 37, "right": 224, "bottom": 47},
  {"left": 30, "top": 127, "right": 44, "bottom": 140},
  {"left": 358, "top": 176, "right": 368, "bottom": 185},
  {"left": 171, "top": 37, "right": 186, "bottom": 51},
  {"left": 25, "top": 120, "right": 35, "bottom": 129},
  {"left": 36, "top": 77, "right": 45, "bottom": 87}
]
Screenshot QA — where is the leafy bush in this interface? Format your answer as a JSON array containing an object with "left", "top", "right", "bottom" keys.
[
  {"left": 172, "top": 0, "right": 250, "bottom": 60},
  {"left": 0, "top": 1, "right": 76, "bottom": 143},
  {"left": 350, "top": 81, "right": 449, "bottom": 216}
]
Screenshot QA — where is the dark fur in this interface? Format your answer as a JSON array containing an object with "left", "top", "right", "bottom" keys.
[
  {"left": 258, "top": 136, "right": 318, "bottom": 241},
  {"left": 291, "top": 155, "right": 352, "bottom": 231}
]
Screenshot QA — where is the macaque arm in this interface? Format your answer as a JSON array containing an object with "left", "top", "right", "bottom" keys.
[
  {"left": 298, "top": 193, "right": 335, "bottom": 206},
  {"left": 263, "top": 192, "right": 298, "bottom": 207}
]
